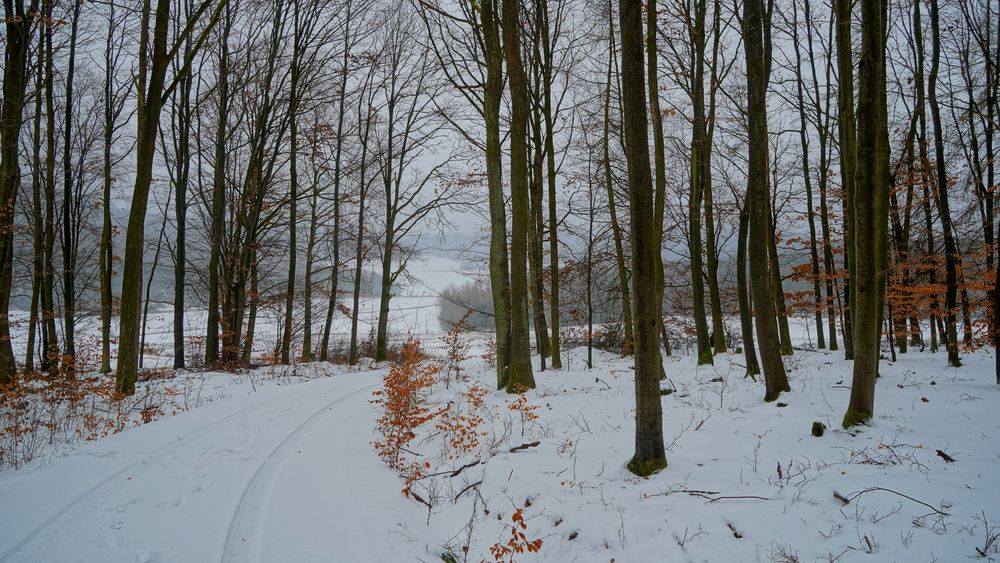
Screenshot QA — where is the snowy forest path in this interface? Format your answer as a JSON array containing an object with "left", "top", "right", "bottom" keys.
[{"left": 0, "top": 370, "right": 409, "bottom": 563}]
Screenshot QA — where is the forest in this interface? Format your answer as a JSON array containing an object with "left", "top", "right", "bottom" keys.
[{"left": 0, "top": 0, "right": 998, "bottom": 560}]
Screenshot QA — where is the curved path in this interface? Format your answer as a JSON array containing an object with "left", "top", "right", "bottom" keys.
[{"left": 0, "top": 371, "right": 424, "bottom": 563}]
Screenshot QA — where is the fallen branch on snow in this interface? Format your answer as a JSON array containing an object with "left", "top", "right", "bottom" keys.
[{"left": 845, "top": 487, "right": 949, "bottom": 516}]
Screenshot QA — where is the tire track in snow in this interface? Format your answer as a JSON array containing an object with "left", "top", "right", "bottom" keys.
[
  {"left": 0, "top": 378, "right": 360, "bottom": 563},
  {"left": 220, "top": 382, "right": 377, "bottom": 563}
]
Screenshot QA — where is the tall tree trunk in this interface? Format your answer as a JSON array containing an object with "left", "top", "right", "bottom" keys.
[
  {"left": 502, "top": 0, "right": 536, "bottom": 391},
  {"left": 744, "top": 0, "right": 789, "bottom": 401},
  {"left": 767, "top": 186, "right": 792, "bottom": 356},
  {"left": 688, "top": 0, "right": 712, "bottom": 365},
  {"left": 834, "top": 0, "right": 857, "bottom": 360},
  {"left": 349, "top": 103, "right": 373, "bottom": 365},
  {"left": 910, "top": 0, "right": 938, "bottom": 353},
  {"left": 172, "top": 5, "right": 193, "bottom": 370},
  {"left": 539, "top": 0, "right": 562, "bottom": 369},
  {"left": 603, "top": 25, "right": 634, "bottom": 357},
  {"left": 27, "top": 20, "right": 46, "bottom": 373},
  {"left": 928, "top": 0, "right": 960, "bottom": 367},
  {"left": 42, "top": 0, "right": 59, "bottom": 373},
  {"left": 206, "top": 5, "right": 231, "bottom": 366},
  {"left": 281, "top": 2, "right": 303, "bottom": 365},
  {"left": 647, "top": 0, "right": 670, "bottom": 361},
  {"left": 480, "top": 0, "right": 511, "bottom": 388},
  {"left": 806, "top": 0, "right": 839, "bottom": 351},
  {"left": 60, "top": 0, "right": 83, "bottom": 374},
  {"left": 619, "top": 0, "right": 667, "bottom": 475},
  {"left": 528, "top": 94, "right": 549, "bottom": 371},
  {"left": 100, "top": 2, "right": 121, "bottom": 375},
  {"left": 0, "top": 0, "right": 41, "bottom": 382},
  {"left": 117, "top": 0, "right": 229, "bottom": 394},
  {"left": 703, "top": 0, "right": 725, "bottom": 355},
  {"left": 528, "top": 99, "right": 549, "bottom": 369},
  {"left": 791, "top": 0, "right": 826, "bottom": 349},
  {"left": 302, "top": 119, "right": 321, "bottom": 362},
  {"left": 844, "top": 0, "right": 887, "bottom": 427},
  {"left": 320, "top": 23, "right": 351, "bottom": 361},
  {"left": 118, "top": 0, "right": 171, "bottom": 394}
]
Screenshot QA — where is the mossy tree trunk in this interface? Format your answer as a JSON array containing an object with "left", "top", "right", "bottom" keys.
[{"left": 502, "top": 0, "right": 536, "bottom": 391}]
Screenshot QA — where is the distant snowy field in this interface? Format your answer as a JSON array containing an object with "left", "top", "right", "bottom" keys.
[
  {"left": 1, "top": 257, "right": 998, "bottom": 562},
  {"left": 5, "top": 255, "right": 474, "bottom": 369}
]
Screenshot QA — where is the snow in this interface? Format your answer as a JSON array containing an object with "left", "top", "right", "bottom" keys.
[
  {"left": 2, "top": 252, "right": 998, "bottom": 563},
  {"left": 1, "top": 337, "right": 998, "bottom": 562}
]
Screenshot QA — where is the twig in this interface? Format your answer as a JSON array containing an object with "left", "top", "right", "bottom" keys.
[
  {"left": 692, "top": 493, "right": 770, "bottom": 503},
  {"left": 847, "top": 487, "right": 949, "bottom": 516},
  {"left": 510, "top": 441, "right": 541, "bottom": 453},
  {"left": 450, "top": 460, "right": 482, "bottom": 477},
  {"left": 454, "top": 480, "right": 483, "bottom": 502}
]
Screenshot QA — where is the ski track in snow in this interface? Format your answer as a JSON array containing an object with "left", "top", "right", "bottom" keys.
[
  {"left": 220, "top": 383, "right": 376, "bottom": 563},
  {"left": 0, "top": 381, "right": 329, "bottom": 563},
  {"left": 0, "top": 373, "right": 383, "bottom": 563}
]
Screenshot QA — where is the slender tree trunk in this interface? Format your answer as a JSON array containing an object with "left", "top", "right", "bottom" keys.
[
  {"left": 539, "top": 0, "right": 562, "bottom": 369},
  {"left": 744, "top": 0, "right": 789, "bottom": 401},
  {"left": 928, "top": 0, "right": 960, "bottom": 367},
  {"left": 834, "top": 0, "right": 857, "bottom": 360},
  {"left": 320, "top": 32, "right": 351, "bottom": 362},
  {"left": 502, "top": 0, "right": 536, "bottom": 391},
  {"left": 791, "top": 0, "right": 826, "bottom": 349},
  {"left": 770, "top": 209, "right": 795, "bottom": 347},
  {"left": 42, "top": 0, "right": 58, "bottom": 373},
  {"left": 806, "top": 0, "right": 838, "bottom": 351},
  {"left": 481, "top": 0, "right": 511, "bottom": 388},
  {"left": 60, "top": 1, "right": 83, "bottom": 374},
  {"left": 844, "top": 0, "right": 887, "bottom": 427},
  {"left": 117, "top": 0, "right": 229, "bottom": 394},
  {"left": 737, "top": 202, "right": 760, "bottom": 377},
  {"left": 647, "top": 0, "right": 670, "bottom": 361},
  {"left": 688, "top": 0, "right": 712, "bottom": 365},
  {"left": 350, "top": 100, "right": 373, "bottom": 365},
  {"left": 703, "top": 0, "right": 725, "bottom": 355},
  {"left": 302, "top": 120, "right": 321, "bottom": 362},
  {"left": 0, "top": 0, "right": 40, "bottom": 382},
  {"left": 27, "top": 22, "right": 46, "bottom": 373},
  {"left": 603, "top": 28, "right": 634, "bottom": 357},
  {"left": 281, "top": 2, "right": 303, "bottom": 365},
  {"left": 172, "top": 7, "right": 193, "bottom": 370},
  {"left": 528, "top": 102, "right": 549, "bottom": 368},
  {"left": 100, "top": 3, "right": 121, "bottom": 374},
  {"left": 140, "top": 191, "right": 170, "bottom": 369},
  {"left": 619, "top": 0, "right": 667, "bottom": 474},
  {"left": 206, "top": 7, "right": 230, "bottom": 366}
]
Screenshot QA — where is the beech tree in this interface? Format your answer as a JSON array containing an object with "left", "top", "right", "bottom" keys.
[{"left": 618, "top": 0, "right": 666, "bottom": 475}]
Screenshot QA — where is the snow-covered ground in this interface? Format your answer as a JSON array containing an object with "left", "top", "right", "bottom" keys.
[
  {"left": 1, "top": 340, "right": 998, "bottom": 562},
  {"left": 1, "top": 256, "right": 998, "bottom": 562}
]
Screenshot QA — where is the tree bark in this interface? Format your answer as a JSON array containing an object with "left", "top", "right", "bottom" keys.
[
  {"left": 480, "top": 0, "right": 512, "bottom": 388},
  {"left": 744, "top": 0, "right": 790, "bottom": 401},
  {"left": 844, "top": 0, "right": 887, "bottom": 427},
  {"left": 834, "top": 0, "right": 857, "bottom": 360},
  {"left": 928, "top": 0, "right": 960, "bottom": 367},
  {"left": 502, "top": 0, "right": 537, "bottom": 391},
  {"left": 618, "top": 0, "right": 667, "bottom": 474}
]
